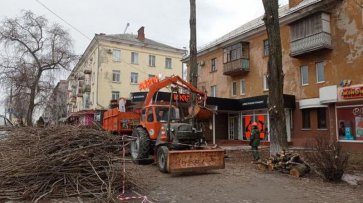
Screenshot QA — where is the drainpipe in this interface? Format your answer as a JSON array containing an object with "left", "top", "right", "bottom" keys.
[{"left": 95, "top": 38, "right": 105, "bottom": 109}]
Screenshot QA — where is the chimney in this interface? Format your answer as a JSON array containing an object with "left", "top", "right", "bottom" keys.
[
  {"left": 137, "top": 26, "right": 145, "bottom": 41},
  {"left": 289, "top": 0, "right": 303, "bottom": 8}
]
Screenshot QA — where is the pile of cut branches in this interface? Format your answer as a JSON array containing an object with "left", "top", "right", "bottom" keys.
[
  {"left": 257, "top": 151, "right": 310, "bottom": 177},
  {"left": 0, "top": 126, "right": 137, "bottom": 202}
]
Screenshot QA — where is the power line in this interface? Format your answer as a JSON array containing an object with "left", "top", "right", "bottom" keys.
[{"left": 34, "top": 0, "right": 91, "bottom": 41}]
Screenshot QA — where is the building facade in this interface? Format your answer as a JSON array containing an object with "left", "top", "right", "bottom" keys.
[
  {"left": 67, "top": 27, "right": 185, "bottom": 115},
  {"left": 43, "top": 80, "right": 68, "bottom": 124},
  {"left": 184, "top": 0, "right": 363, "bottom": 151}
]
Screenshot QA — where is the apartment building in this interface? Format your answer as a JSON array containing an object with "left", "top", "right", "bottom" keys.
[
  {"left": 43, "top": 80, "right": 68, "bottom": 124},
  {"left": 184, "top": 0, "right": 363, "bottom": 151},
  {"left": 67, "top": 27, "right": 185, "bottom": 117}
]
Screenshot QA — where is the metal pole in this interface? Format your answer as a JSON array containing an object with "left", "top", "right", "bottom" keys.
[{"left": 213, "top": 112, "right": 216, "bottom": 145}]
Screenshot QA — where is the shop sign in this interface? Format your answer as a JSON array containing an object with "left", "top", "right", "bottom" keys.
[
  {"left": 172, "top": 93, "right": 190, "bottom": 103},
  {"left": 352, "top": 107, "right": 363, "bottom": 116},
  {"left": 138, "top": 77, "right": 160, "bottom": 90},
  {"left": 341, "top": 86, "right": 363, "bottom": 99}
]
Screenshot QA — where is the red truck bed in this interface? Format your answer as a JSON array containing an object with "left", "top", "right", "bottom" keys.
[{"left": 103, "top": 108, "right": 140, "bottom": 134}]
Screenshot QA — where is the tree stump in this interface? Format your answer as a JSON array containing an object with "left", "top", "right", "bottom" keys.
[{"left": 290, "top": 164, "right": 308, "bottom": 177}]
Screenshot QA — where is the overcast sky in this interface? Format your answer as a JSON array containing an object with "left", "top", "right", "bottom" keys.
[{"left": 0, "top": 0, "right": 288, "bottom": 115}]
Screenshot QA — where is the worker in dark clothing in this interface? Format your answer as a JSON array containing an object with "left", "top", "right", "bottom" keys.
[{"left": 250, "top": 122, "right": 261, "bottom": 161}]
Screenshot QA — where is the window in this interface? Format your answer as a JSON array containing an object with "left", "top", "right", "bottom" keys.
[
  {"left": 131, "top": 72, "right": 138, "bottom": 84},
  {"left": 211, "top": 58, "right": 217, "bottom": 72},
  {"left": 317, "top": 108, "right": 327, "bottom": 129},
  {"left": 148, "top": 74, "right": 155, "bottom": 78},
  {"left": 263, "top": 39, "right": 269, "bottom": 56},
  {"left": 149, "top": 55, "right": 155, "bottom": 67},
  {"left": 232, "top": 81, "right": 237, "bottom": 96},
  {"left": 291, "top": 13, "right": 324, "bottom": 41},
  {"left": 111, "top": 91, "right": 119, "bottom": 100},
  {"left": 300, "top": 65, "right": 309, "bottom": 85},
  {"left": 131, "top": 52, "right": 139, "bottom": 64},
  {"left": 165, "top": 58, "right": 172, "bottom": 69},
  {"left": 316, "top": 62, "right": 325, "bottom": 83},
  {"left": 263, "top": 74, "right": 269, "bottom": 91},
  {"left": 240, "top": 79, "right": 246, "bottom": 95},
  {"left": 210, "top": 85, "right": 217, "bottom": 97},
  {"left": 302, "top": 109, "right": 311, "bottom": 129},
  {"left": 112, "top": 70, "right": 120, "bottom": 82},
  {"left": 223, "top": 43, "right": 249, "bottom": 63},
  {"left": 112, "top": 49, "right": 121, "bottom": 62}
]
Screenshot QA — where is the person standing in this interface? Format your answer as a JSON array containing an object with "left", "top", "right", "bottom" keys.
[
  {"left": 119, "top": 97, "right": 126, "bottom": 112},
  {"left": 250, "top": 122, "right": 261, "bottom": 161}
]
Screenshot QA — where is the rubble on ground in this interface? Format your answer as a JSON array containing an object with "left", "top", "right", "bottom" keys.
[{"left": 0, "top": 126, "right": 138, "bottom": 202}]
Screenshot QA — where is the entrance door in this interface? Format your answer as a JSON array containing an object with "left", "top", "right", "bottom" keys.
[{"left": 228, "top": 117, "right": 236, "bottom": 140}]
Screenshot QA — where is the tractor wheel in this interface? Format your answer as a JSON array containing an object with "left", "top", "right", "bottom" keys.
[
  {"left": 130, "top": 127, "right": 151, "bottom": 165},
  {"left": 157, "top": 146, "right": 169, "bottom": 173}
]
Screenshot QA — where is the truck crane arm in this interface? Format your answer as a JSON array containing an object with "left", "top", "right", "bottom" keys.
[{"left": 143, "top": 75, "right": 206, "bottom": 106}]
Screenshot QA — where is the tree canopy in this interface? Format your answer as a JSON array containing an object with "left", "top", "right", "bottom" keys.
[{"left": 0, "top": 10, "right": 75, "bottom": 125}]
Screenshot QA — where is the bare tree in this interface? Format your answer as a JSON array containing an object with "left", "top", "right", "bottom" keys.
[
  {"left": 0, "top": 10, "right": 74, "bottom": 126},
  {"left": 262, "top": 0, "right": 288, "bottom": 154},
  {"left": 189, "top": 0, "right": 198, "bottom": 128}
]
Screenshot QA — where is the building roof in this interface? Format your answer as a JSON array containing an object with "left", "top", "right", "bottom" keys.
[
  {"left": 191, "top": 0, "right": 323, "bottom": 57},
  {"left": 96, "top": 33, "right": 185, "bottom": 53}
]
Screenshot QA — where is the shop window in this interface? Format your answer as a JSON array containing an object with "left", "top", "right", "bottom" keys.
[
  {"left": 317, "top": 108, "right": 327, "bottom": 129},
  {"left": 302, "top": 109, "right": 311, "bottom": 129},
  {"left": 337, "top": 105, "right": 363, "bottom": 141}
]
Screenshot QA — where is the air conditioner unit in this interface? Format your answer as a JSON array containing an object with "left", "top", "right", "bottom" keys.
[{"left": 199, "top": 60, "right": 205, "bottom": 66}]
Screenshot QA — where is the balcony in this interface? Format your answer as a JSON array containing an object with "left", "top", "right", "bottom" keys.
[
  {"left": 223, "top": 58, "right": 250, "bottom": 76},
  {"left": 290, "top": 32, "right": 332, "bottom": 57},
  {"left": 83, "top": 84, "right": 91, "bottom": 92}
]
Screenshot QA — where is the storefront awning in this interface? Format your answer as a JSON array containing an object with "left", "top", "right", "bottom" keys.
[{"left": 299, "top": 98, "right": 328, "bottom": 109}]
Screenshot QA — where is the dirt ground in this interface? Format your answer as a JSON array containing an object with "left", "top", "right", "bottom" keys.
[{"left": 128, "top": 149, "right": 363, "bottom": 203}]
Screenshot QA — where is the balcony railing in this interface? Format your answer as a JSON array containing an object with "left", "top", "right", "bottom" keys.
[
  {"left": 290, "top": 32, "right": 332, "bottom": 57},
  {"left": 223, "top": 58, "right": 250, "bottom": 76}
]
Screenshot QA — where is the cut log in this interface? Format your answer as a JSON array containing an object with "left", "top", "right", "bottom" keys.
[
  {"left": 257, "top": 163, "right": 268, "bottom": 171},
  {"left": 268, "top": 163, "right": 275, "bottom": 171},
  {"left": 290, "top": 164, "right": 309, "bottom": 177}
]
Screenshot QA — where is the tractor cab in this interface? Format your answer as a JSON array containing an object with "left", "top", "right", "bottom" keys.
[{"left": 140, "top": 105, "right": 181, "bottom": 140}]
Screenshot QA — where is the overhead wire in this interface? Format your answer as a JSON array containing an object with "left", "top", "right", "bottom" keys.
[{"left": 34, "top": 0, "right": 178, "bottom": 81}]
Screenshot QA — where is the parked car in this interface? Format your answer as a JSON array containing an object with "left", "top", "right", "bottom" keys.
[{"left": 0, "top": 115, "right": 13, "bottom": 139}]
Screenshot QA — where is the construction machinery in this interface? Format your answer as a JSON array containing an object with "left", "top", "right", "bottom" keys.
[{"left": 129, "top": 75, "right": 225, "bottom": 173}]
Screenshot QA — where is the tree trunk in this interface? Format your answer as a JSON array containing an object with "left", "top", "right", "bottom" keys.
[
  {"left": 26, "top": 87, "right": 36, "bottom": 126},
  {"left": 26, "top": 71, "right": 42, "bottom": 126},
  {"left": 189, "top": 0, "right": 198, "bottom": 128},
  {"left": 262, "top": 0, "right": 288, "bottom": 155}
]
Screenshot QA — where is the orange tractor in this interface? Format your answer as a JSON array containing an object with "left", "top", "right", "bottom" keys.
[{"left": 104, "top": 76, "right": 225, "bottom": 173}]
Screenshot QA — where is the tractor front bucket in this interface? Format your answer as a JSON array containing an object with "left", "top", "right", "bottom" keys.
[{"left": 167, "top": 149, "right": 225, "bottom": 173}]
